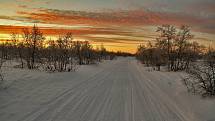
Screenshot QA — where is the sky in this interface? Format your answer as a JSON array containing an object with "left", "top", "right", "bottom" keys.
[{"left": 0, "top": 0, "right": 214, "bottom": 53}]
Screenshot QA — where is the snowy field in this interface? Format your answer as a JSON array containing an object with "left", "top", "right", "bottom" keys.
[{"left": 0, "top": 57, "right": 214, "bottom": 121}]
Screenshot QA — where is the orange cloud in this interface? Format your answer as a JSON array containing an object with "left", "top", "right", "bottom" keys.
[
  {"left": 11, "top": 8, "right": 214, "bottom": 34},
  {"left": 0, "top": 25, "right": 128, "bottom": 36}
]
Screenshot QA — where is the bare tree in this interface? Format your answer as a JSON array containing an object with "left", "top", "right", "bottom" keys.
[
  {"left": 137, "top": 25, "right": 203, "bottom": 72},
  {"left": 10, "top": 33, "right": 25, "bottom": 68},
  {"left": 0, "top": 58, "right": 5, "bottom": 88},
  {"left": 173, "top": 25, "right": 194, "bottom": 71},
  {"left": 157, "top": 25, "right": 176, "bottom": 71},
  {"left": 44, "top": 33, "right": 76, "bottom": 72},
  {"left": 22, "top": 25, "right": 45, "bottom": 69},
  {"left": 136, "top": 41, "right": 166, "bottom": 71},
  {"left": 73, "top": 41, "right": 83, "bottom": 65}
]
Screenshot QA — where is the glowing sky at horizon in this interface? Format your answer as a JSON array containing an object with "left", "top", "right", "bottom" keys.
[{"left": 0, "top": 0, "right": 214, "bottom": 53}]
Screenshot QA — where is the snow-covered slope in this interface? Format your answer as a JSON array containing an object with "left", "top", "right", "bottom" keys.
[{"left": 0, "top": 57, "right": 214, "bottom": 121}]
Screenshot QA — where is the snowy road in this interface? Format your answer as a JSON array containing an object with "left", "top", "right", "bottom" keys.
[{"left": 0, "top": 57, "right": 213, "bottom": 121}]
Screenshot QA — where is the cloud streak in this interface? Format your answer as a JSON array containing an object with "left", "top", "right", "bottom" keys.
[
  {"left": 0, "top": 6, "right": 214, "bottom": 34},
  {"left": 0, "top": 0, "right": 214, "bottom": 53},
  {"left": 4, "top": 8, "right": 210, "bottom": 34}
]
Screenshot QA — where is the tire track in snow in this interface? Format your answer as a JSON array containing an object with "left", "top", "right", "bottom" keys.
[
  {"left": 17, "top": 62, "right": 119, "bottom": 121},
  {"left": 129, "top": 61, "right": 200, "bottom": 121},
  {"left": 0, "top": 58, "right": 203, "bottom": 121},
  {"left": 16, "top": 70, "right": 111, "bottom": 121}
]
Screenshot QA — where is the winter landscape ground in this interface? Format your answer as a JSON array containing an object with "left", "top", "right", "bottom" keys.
[{"left": 0, "top": 57, "right": 214, "bottom": 121}]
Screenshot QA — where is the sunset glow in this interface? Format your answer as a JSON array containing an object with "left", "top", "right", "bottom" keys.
[{"left": 0, "top": 0, "right": 214, "bottom": 53}]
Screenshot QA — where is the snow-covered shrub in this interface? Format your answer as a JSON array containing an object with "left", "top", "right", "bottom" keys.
[
  {"left": 183, "top": 51, "right": 215, "bottom": 97},
  {"left": 0, "top": 59, "right": 5, "bottom": 88}
]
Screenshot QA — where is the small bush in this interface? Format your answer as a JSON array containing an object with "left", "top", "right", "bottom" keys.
[{"left": 183, "top": 51, "right": 215, "bottom": 97}]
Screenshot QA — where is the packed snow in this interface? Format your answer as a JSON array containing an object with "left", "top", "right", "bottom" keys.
[{"left": 0, "top": 57, "right": 214, "bottom": 121}]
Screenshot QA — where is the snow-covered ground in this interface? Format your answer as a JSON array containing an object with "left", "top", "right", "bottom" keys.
[{"left": 0, "top": 57, "right": 214, "bottom": 121}]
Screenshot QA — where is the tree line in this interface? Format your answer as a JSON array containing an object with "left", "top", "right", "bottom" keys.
[
  {"left": 0, "top": 25, "right": 116, "bottom": 73},
  {"left": 136, "top": 25, "right": 215, "bottom": 96},
  {"left": 136, "top": 25, "right": 204, "bottom": 71}
]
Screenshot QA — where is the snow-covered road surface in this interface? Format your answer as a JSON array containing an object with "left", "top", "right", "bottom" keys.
[{"left": 0, "top": 57, "right": 214, "bottom": 121}]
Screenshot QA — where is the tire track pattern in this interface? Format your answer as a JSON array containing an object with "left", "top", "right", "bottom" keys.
[{"left": 0, "top": 58, "right": 200, "bottom": 121}]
